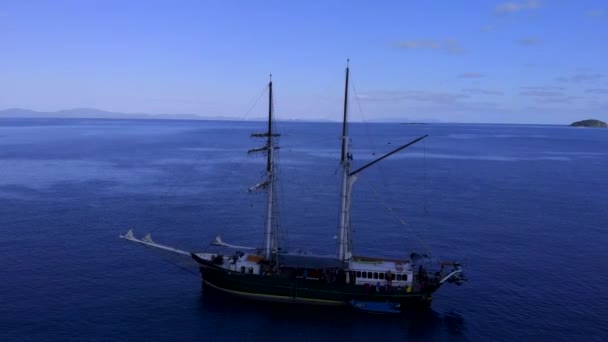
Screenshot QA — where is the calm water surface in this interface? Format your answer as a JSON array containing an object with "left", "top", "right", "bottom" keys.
[{"left": 1, "top": 118, "right": 606, "bottom": 341}]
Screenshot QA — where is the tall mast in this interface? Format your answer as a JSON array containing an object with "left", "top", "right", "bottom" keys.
[
  {"left": 338, "top": 60, "right": 352, "bottom": 263},
  {"left": 264, "top": 74, "right": 276, "bottom": 260},
  {"left": 249, "top": 75, "right": 278, "bottom": 261},
  {"left": 335, "top": 60, "right": 429, "bottom": 264},
  {"left": 266, "top": 76, "right": 273, "bottom": 172},
  {"left": 341, "top": 59, "right": 350, "bottom": 163}
]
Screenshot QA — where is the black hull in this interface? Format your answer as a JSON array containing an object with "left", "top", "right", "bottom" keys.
[{"left": 197, "top": 262, "right": 435, "bottom": 309}]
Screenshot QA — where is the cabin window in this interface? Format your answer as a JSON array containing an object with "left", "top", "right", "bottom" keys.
[
  {"left": 362, "top": 272, "right": 367, "bottom": 279},
  {"left": 396, "top": 274, "right": 402, "bottom": 281},
  {"left": 403, "top": 274, "right": 408, "bottom": 281},
  {"left": 240, "top": 266, "right": 245, "bottom": 273},
  {"left": 356, "top": 271, "right": 361, "bottom": 278},
  {"left": 368, "top": 272, "right": 372, "bottom": 279},
  {"left": 379, "top": 273, "right": 385, "bottom": 280},
  {"left": 373, "top": 272, "right": 378, "bottom": 279}
]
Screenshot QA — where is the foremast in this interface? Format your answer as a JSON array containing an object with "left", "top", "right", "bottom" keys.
[{"left": 249, "top": 75, "right": 279, "bottom": 260}]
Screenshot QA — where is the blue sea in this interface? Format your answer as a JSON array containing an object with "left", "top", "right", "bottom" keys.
[{"left": 1, "top": 118, "right": 607, "bottom": 341}]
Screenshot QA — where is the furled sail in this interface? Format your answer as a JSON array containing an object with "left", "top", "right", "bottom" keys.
[{"left": 212, "top": 235, "right": 256, "bottom": 250}]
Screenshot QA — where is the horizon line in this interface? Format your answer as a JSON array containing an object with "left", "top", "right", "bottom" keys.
[{"left": 0, "top": 107, "right": 598, "bottom": 126}]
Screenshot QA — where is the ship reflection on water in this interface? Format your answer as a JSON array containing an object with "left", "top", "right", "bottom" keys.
[{"left": 199, "top": 285, "right": 466, "bottom": 340}]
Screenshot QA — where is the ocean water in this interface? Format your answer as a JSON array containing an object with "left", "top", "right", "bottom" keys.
[{"left": 0, "top": 118, "right": 606, "bottom": 341}]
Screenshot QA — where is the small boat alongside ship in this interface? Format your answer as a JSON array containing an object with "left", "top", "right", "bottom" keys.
[
  {"left": 121, "top": 62, "right": 465, "bottom": 312},
  {"left": 349, "top": 300, "right": 402, "bottom": 315}
]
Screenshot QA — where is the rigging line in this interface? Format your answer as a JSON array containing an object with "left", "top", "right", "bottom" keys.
[
  {"left": 210, "top": 86, "right": 269, "bottom": 233},
  {"left": 350, "top": 77, "right": 380, "bottom": 157},
  {"left": 351, "top": 76, "right": 424, "bottom": 256},
  {"left": 351, "top": 76, "right": 434, "bottom": 257},
  {"left": 351, "top": 75, "right": 429, "bottom": 255},
  {"left": 240, "top": 85, "right": 269, "bottom": 121},
  {"left": 160, "top": 257, "right": 200, "bottom": 277},
  {"left": 350, "top": 75, "right": 395, "bottom": 203},
  {"left": 423, "top": 138, "right": 429, "bottom": 215},
  {"left": 143, "top": 245, "right": 200, "bottom": 277},
  {"left": 270, "top": 110, "right": 289, "bottom": 252},
  {"left": 131, "top": 85, "right": 266, "bottom": 243},
  {"left": 273, "top": 149, "right": 289, "bottom": 252},
  {"left": 130, "top": 152, "right": 205, "bottom": 237},
  {"left": 368, "top": 183, "right": 434, "bottom": 258}
]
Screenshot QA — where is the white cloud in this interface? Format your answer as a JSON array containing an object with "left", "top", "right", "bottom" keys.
[
  {"left": 586, "top": 9, "right": 605, "bottom": 17},
  {"left": 520, "top": 90, "right": 562, "bottom": 97},
  {"left": 516, "top": 37, "right": 543, "bottom": 46},
  {"left": 557, "top": 73, "right": 604, "bottom": 83},
  {"left": 458, "top": 72, "right": 485, "bottom": 79},
  {"left": 586, "top": 88, "right": 608, "bottom": 94},
  {"left": 358, "top": 90, "right": 469, "bottom": 104},
  {"left": 395, "top": 39, "right": 465, "bottom": 55},
  {"left": 463, "top": 88, "right": 504, "bottom": 95},
  {"left": 535, "top": 96, "right": 582, "bottom": 103},
  {"left": 520, "top": 86, "right": 564, "bottom": 97},
  {"left": 519, "top": 86, "right": 583, "bottom": 103},
  {"left": 495, "top": 0, "right": 542, "bottom": 14}
]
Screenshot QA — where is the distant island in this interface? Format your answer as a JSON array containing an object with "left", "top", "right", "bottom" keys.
[
  {"left": 0, "top": 108, "right": 289, "bottom": 121},
  {"left": 0, "top": 108, "right": 432, "bottom": 123},
  {"left": 0, "top": 108, "right": 207, "bottom": 121},
  {"left": 570, "top": 119, "right": 607, "bottom": 128}
]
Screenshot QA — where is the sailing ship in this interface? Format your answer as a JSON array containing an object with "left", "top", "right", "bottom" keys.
[{"left": 121, "top": 62, "right": 465, "bottom": 312}]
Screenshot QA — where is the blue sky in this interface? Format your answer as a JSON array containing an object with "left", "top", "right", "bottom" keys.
[{"left": 1, "top": 0, "right": 606, "bottom": 123}]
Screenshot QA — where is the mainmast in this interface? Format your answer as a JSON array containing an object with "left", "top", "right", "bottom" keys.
[
  {"left": 338, "top": 60, "right": 352, "bottom": 263},
  {"left": 264, "top": 75, "right": 275, "bottom": 260},
  {"left": 249, "top": 75, "right": 279, "bottom": 260},
  {"left": 336, "top": 60, "right": 429, "bottom": 264}
]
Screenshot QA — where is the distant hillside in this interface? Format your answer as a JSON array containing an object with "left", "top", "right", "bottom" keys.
[
  {"left": 0, "top": 108, "right": 438, "bottom": 123},
  {"left": 570, "top": 119, "right": 607, "bottom": 128},
  {"left": 0, "top": 108, "right": 330, "bottom": 122},
  {"left": 0, "top": 108, "right": 208, "bottom": 120}
]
